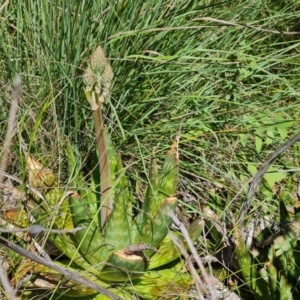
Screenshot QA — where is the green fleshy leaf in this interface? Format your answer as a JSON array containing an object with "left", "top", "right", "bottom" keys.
[
  {"left": 132, "top": 141, "right": 179, "bottom": 245},
  {"left": 158, "top": 140, "right": 179, "bottom": 200},
  {"left": 143, "top": 156, "right": 159, "bottom": 215},
  {"left": 132, "top": 156, "right": 159, "bottom": 243},
  {"left": 264, "top": 166, "right": 286, "bottom": 188},
  {"left": 266, "top": 262, "right": 278, "bottom": 297},
  {"left": 104, "top": 154, "right": 132, "bottom": 250},
  {"left": 140, "top": 197, "right": 177, "bottom": 250},
  {"left": 99, "top": 248, "right": 148, "bottom": 281},
  {"left": 105, "top": 189, "right": 132, "bottom": 250},
  {"left": 49, "top": 233, "right": 103, "bottom": 277},
  {"left": 233, "top": 229, "right": 270, "bottom": 297},
  {"left": 255, "top": 134, "right": 263, "bottom": 154},
  {"left": 149, "top": 218, "right": 204, "bottom": 269},
  {"left": 94, "top": 288, "right": 133, "bottom": 300},
  {"left": 127, "top": 265, "right": 193, "bottom": 299},
  {"left": 69, "top": 193, "right": 109, "bottom": 269}
]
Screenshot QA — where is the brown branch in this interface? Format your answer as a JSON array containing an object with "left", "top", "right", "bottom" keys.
[
  {"left": 167, "top": 210, "right": 217, "bottom": 300},
  {"left": 0, "top": 75, "right": 21, "bottom": 186},
  {"left": 0, "top": 74, "right": 21, "bottom": 300}
]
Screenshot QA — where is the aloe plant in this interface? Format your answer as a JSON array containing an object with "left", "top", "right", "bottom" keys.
[
  {"left": 6, "top": 46, "right": 203, "bottom": 299},
  {"left": 233, "top": 197, "right": 300, "bottom": 300}
]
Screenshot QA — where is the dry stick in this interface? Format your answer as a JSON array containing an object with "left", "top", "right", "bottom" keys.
[
  {"left": 167, "top": 210, "right": 217, "bottom": 300},
  {"left": 0, "top": 235, "right": 121, "bottom": 300},
  {"left": 0, "top": 0, "right": 9, "bottom": 13},
  {"left": 168, "top": 232, "right": 203, "bottom": 298},
  {"left": 0, "top": 75, "right": 21, "bottom": 186},
  {"left": 0, "top": 224, "right": 86, "bottom": 235},
  {"left": 0, "top": 266, "right": 15, "bottom": 300},
  {"left": 0, "top": 171, "right": 46, "bottom": 203},
  {"left": 0, "top": 75, "right": 21, "bottom": 300},
  {"left": 238, "top": 131, "right": 300, "bottom": 232}
]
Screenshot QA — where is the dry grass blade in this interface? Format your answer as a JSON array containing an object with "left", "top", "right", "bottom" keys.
[
  {"left": 0, "top": 74, "right": 21, "bottom": 300},
  {"left": 168, "top": 210, "right": 240, "bottom": 300},
  {"left": 167, "top": 210, "right": 217, "bottom": 300},
  {"left": 0, "top": 75, "right": 21, "bottom": 186},
  {"left": 0, "top": 224, "right": 86, "bottom": 235},
  {"left": 0, "top": 0, "right": 9, "bottom": 14}
]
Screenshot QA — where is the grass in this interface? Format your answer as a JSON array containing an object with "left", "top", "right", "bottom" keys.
[{"left": 1, "top": 0, "right": 300, "bottom": 299}]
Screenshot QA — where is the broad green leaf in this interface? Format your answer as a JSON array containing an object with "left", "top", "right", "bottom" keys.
[
  {"left": 247, "top": 163, "right": 257, "bottom": 176},
  {"left": 94, "top": 288, "right": 132, "bottom": 300},
  {"left": 239, "top": 133, "right": 249, "bottom": 147},
  {"left": 15, "top": 259, "right": 109, "bottom": 296},
  {"left": 149, "top": 218, "right": 204, "bottom": 269},
  {"left": 265, "top": 130, "right": 274, "bottom": 145},
  {"left": 104, "top": 153, "right": 132, "bottom": 250},
  {"left": 69, "top": 193, "right": 108, "bottom": 269},
  {"left": 158, "top": 140, "right": 179, "bottom": 200},
  {"left": 132, "top": 156, "right": 159, "bottom": 243},
  {"left": 66, "top": 139, "right": 98, "bottom": 217},
  {"left": 264, "top": 166, "right": 286, "bottom": 188},
  {"left": 266, "top": 261, "right": 278, "bottom": 297},
  {"left": 140, "top": 196, "right": 177, "bottom": 250},
  {"left": 127, "top": 265, "right": 193, "bottom": 299},
  {"left": 99, "top": 248, "right": 148, "bottom": 281},
  {"left": 233, "top": 229, "right": 270, "bottom": 297},
  {"left": 49, "top": 233, "right": 103, "bottom": 277},
  {"left": 105, "top": 188, "right": 132, "bottom": 250},
  {"left": 255, "top": 134, "right": 263, "bottom": 154}
]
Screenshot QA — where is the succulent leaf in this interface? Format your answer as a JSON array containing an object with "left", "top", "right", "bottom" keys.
[
  {"left": 26, "top": 155, "right": 73, "bottom": 232},
  {"left": 104, "top": 188, "right": 132, "bottom": 250},
  {"left": 265, "top": 261, "right": 278, "bottom": 298},
  {"left": 99, "top": 248, "right": 148, "bottom": 281},
  {"left": 158, "top": 140, "right": 179, "bottom": 198},
  {"left": 127, "top": 265, "right": 193, "bottom": 299},
  {"left": 69, "top": 192, "right": 109, "bottom": 270},
  {"left": 132, "top": 141, "right": 179, "bottom": 245},
  {"left": 140, "top": 196, "right": 177, "bottom": 250},
  {"left": 150, "top": 140, "right": 179, "bottom": 216},
  {"left": 132, "top": 156, "right": 159, "bottom": 243},
  {"left": 49, "top": 232, "right": 103, "bottom": 276},
  {"left": 233, "top": 228, "right": 270, "bottom": 297},
  {"left": 66, "top": 139, "right": 98, "bottom": 216},
  {"left": 149, "top": 218, "right": 204, "bottom": 269}
]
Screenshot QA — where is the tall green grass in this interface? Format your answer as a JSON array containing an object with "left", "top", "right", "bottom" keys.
[{"left": 1, "top": 0, "right": 300, "bottom": 298}]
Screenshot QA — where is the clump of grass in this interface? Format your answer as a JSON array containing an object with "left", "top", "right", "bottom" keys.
[{"left": 1, "top": 0, "right": 300, "bottom": 298}]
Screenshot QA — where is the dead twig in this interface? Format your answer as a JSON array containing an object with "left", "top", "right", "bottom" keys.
[
  {"left": 0, "top": 75, "right": 21, "bottom": 187},
  {"left": 167, "top": 210, "right": 217, "bottom": 300},
  {"left": 0, "top": 75, "right": 21, "bottom": 300},
  {"left": 0, "top": 224, "right": 86, "bottom": 235}
]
